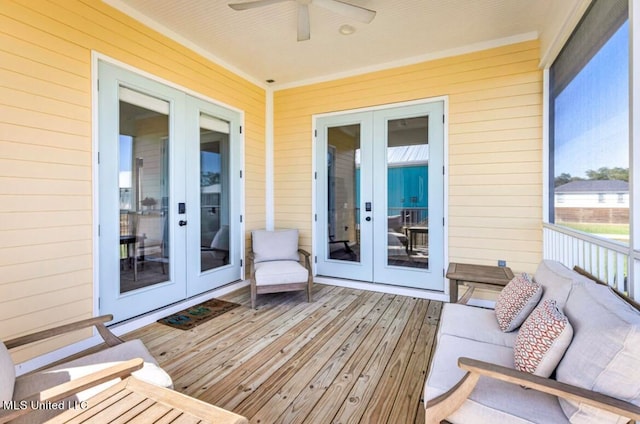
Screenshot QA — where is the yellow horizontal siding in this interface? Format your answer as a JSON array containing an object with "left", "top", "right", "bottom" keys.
[
  {"left": 3, "top": 300, "right": 94, "bottom": 339},
  {"left": 450, "top": 139, "right": 540, "bottom": 155},
  {"left": 0, "top": 270, "right": 91, "bottom": 302},
  {"left": 1, "top": 0, "right": 265, "bottom": 362},
  {"left": 274, "top": 40, "right": 543, "bottom": 271}
]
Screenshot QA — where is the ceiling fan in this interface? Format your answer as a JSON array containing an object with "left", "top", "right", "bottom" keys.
[{"left": 228, "top": 0, "right": 376, "bottom": 42}]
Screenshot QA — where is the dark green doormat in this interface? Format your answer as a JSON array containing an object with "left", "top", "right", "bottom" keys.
[{"left": 157, "top": 299, "right": 240, "bottom": 330}]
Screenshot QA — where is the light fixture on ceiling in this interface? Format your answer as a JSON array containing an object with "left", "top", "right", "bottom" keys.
[
  {"left": 228, "top": 0, "right": 375, "bottom": 42},
  {"left": 339, "top": 24, "right": 355, "bottom": 35}
]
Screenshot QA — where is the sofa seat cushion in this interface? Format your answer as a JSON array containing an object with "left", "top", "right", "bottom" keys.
[
  {"left": 557, "top": 282, "right": 640, "bottom": 424},
  {"left": 495, "top": 273, "right": 543, "bottom": 332},
  {"left": 437, "top": 303, "right": 518, "bottom": 348},
  {"left": 255, "top": 260, "right": 308, "bottom": 286},
  {"left": 13, "top": 339, "right": 172, "bottom": 423},
  {"left": 425, "top": 334, "right": 568, "bottom": 424}
]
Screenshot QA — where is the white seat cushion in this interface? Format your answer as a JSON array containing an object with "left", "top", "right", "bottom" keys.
[
  {"left": 437, "top": 303, "right": 518, "bottom": 348},
  {"left": 254, "top": 260, "right": 308, "bottom": 286},
  {"left": 0, "top": 342, "right": 15, "bottom": 404},
  {"left": 425, "top": 334, "right": 568, "bottom": 424}
]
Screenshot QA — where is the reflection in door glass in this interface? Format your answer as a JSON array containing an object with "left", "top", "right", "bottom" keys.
[
  {"left": 200, "top": 113, "right": 231, "bottom": 272},
  {"left": 327, "top": 124, "right": 360, "bottom": 262},
  {"left": 387, "top": 116, "right": 429, "bottom": 269},
  {"left": 118, "top": 91, "right": 170, "bottom": 293}
]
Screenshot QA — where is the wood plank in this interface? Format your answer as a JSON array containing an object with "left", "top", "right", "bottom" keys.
[
  {"left": 105, "top": 397, "right": 155, "bottom": 424},
  {"left": 330, "top": 296, "right": 418, "bottom": 423},
  {"left": 292, "top": 294, "right": 406, "bottom": 424},
  {"left": 118, "top": 402, "right": 173, "bottom": 424},
  {"left": 57, "top": 386, "right": 131, "bottom": 424},
  {"left": 150, "top": 409, "right": 184, "bottom": 424},
  {"left": 249, "top": 292, "right": 393, "bottom": 423},
  {"left": 234, "top": 290, "right": 388, "bottom": 422},
  {"left": 164, "top": 287, "right": 345, "bottom": 393},
  {"left": 388, "top": 300, "right": 442, "bottom": 424},
  {"left": 358, "top": 298, "right": 432, "bottom": 423},
  {"left": 123, "top": 284, "right": 443, "bottom": 424},
  {"left": 200, "top": 290, "right": 380, "bottom": 409}
]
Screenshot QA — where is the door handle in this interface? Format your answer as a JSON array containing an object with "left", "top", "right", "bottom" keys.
[{"left": 178, "top": 220, "right": 187, "bottom": 226}]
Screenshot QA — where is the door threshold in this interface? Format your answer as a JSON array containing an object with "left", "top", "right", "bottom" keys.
[{"left": 314, "top": 276, "right": 449, "bottom": 302}]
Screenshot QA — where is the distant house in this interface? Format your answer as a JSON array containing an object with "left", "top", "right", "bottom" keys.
[{"left": 554, "top": 180, "right": 629, "bottom": 224}]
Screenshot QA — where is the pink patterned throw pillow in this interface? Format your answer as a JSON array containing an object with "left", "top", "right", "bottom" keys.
[
  {"left": 494, "top": 273, "right": 542, "bottom": 332},
  {"left": 514, "top": 299, "right": 573, "bottom": 377}
]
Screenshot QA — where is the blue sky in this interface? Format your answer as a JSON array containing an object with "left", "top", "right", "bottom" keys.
[{"left": 554, "top": 21, "right": 629, "bottom": 179}]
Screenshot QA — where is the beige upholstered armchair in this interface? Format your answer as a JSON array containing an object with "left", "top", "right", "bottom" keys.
[{"left": 249, "top": 229, "right": 313, "bottom": 309}]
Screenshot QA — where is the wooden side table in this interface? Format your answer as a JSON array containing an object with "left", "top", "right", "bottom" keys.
[
  {"left": 49, "top": 376, "right": 248, "bottom": 424},
  {"left": 446, "top": 262, "right": 514, "bottom": 303}
]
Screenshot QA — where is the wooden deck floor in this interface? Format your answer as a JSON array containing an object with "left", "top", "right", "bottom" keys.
[{"left": 124, "top": 284, "right": 443, "bottom": 424}]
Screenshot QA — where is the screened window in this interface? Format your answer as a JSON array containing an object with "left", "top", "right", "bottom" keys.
[{"left": 549, "top": 0, "right": 629, "bottom": 244}]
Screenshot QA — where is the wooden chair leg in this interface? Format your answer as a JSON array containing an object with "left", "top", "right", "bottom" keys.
[{"left": 251, "top": 282, "right": 257, "bottom": 309}]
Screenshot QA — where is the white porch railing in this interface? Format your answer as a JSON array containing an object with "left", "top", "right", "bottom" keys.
[{"left": 543, "top": 223, "right": 631, "bottom": 294}]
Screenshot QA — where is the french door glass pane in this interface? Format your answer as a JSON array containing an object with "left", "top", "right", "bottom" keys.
[
  {"left": 119, "top": 96, "right": 170, "bottom": 293},
  {"left": 327, "top": 124, "right": 360, "bottom": 262},
  {"left": 386, "top": 116, "right": 429, "bottom": 269},
  {"left": 200, "top": 113, "right": 231, "bottom": 272}
]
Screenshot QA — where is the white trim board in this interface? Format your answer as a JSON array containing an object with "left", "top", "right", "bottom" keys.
[
  {"left": 103, "top": 0, "right": 267, "bottom": 89},
  {"left": 273, "top": 32, "right": 539, "bottom": 90}
]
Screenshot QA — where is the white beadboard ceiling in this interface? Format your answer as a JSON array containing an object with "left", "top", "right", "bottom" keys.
[{"left": 105, "top": 0, "right": 586, "bottom": 88}]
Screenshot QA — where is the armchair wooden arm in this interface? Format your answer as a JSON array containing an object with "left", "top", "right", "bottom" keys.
[
  {"left": 0, "top": 358, "right": 144, "bottom": 423},
  {"left": 425, "top": 357, "right": 640, "bottom": 424},
  {"left": 298, "top": 248, "right": 311, "bottom": 270},
  {"left": 4, "top": 314, "right": 124, "bottom": 350}
]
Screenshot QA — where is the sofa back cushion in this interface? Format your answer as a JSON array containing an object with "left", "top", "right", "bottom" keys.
[
  {"left": 252, "top": 229, "right": 299, "bottom": 263},
  {"left": 556, "top": 282, "right": 640, "bottom": 423},
  {"left": 0, "top": 342, "right": 15, "bottom": 403},
  {"left": 495, "top": 273, "right": 542, "bottom": 332},
  {"left": 533, "top": 260, "right": 579, "bottom": 309}
]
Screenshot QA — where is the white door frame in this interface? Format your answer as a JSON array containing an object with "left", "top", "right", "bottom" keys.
[
  {"left": 312, "top": 96, "right": 449, "bottom": 293},
  {"left": 92, "top": 53, "right": 245, "bottom": 322}
]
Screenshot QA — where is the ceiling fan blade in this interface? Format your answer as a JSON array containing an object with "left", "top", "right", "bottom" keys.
[
  {"left": 297, "top": 3, "right": 311, "bottom": 41},
  {"left": 229, "top": 0, "right": 291, "bottom": 11},
  {"left": 313, "top": 0, "right": 376, "bottom": 23}
]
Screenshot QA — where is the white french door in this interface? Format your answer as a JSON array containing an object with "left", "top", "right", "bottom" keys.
[
  {"left": 315, "top": 101, "right": 445, "bottom": 290},
  {"left": 185, "top": 96, "right": 242, "bottom": 296},
  {"left": 97, "top": 61, "right": 242, "bottom": 323}
]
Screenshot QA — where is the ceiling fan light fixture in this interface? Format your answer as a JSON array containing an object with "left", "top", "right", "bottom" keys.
[
  {"left": 339, "top": 24, "right": 355, "bottom": 35},
  {"left": 228, "top": 0, "right": 375, "bottom": 41}
]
